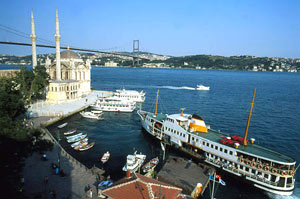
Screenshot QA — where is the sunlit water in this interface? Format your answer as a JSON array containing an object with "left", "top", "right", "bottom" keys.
[{"left": 45, "top": 67, "right": 300, "bottom": 198}]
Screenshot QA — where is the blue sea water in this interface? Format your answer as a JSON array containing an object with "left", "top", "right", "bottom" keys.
[{"left": 45, "top": 67, "right": 300, "bottom": 199}]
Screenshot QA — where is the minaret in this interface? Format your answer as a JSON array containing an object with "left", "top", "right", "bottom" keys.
[
  {"left": 54, "top": 9, "right": 61, "bottom": 80},
  {"left": 30, "top": 10, "right": 37, "bottom": 69}
]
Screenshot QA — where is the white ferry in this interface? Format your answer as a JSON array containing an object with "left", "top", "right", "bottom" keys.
[
  {"left": 137, "top": 89, "right": 297, "bottom": 196},
  {"left": 90, "top": 98, "right": 136, "bottom": 112},
  {"left": 106, "top": 88, "right": 146, "bottom": 103},
  {"left": 122, "top": 151, "right": 146, "bottom": 173}
]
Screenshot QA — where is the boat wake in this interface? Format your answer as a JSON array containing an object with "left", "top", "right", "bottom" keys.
[
  {"left": 267, "top": 184, "right": 300, "bottom": 199},
  {"left": 159, "top": 86, "right": 196, "bottom": 90}
]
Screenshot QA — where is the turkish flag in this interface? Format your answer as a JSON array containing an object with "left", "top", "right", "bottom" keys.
[{"left": 215, "top": 174, "right": 221, "bottom": 179}]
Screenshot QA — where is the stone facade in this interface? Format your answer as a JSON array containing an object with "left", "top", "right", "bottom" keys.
[{"left": 45, "top": 50, "right": 91, "bottom": 102}]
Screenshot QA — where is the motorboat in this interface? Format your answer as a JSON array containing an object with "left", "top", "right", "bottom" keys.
[
  {"left": 71, "top": 138, "right": 88, "bottom": 148},
  {"left": 101, "top": 151, "right": 110, "bottom": 164},
  {"left": 64, "top": 129, "right": 76, "bottom": 135},
  {"left": 98, "top": 179, "right": 113, "bottom": 190},
  {"left": 80, "top": 111, "right": 104, "bottom": 120},
  {"left": 67, "top": 134, "right": 87, "bottom": 143},
  {"left": 90, "top": 98, "right": 136, "bottom": 112},
  {"left": 122, "top": 151, "right": 146, "bottom": 173},
  {"left": 78, "top": 142, "right": 95, "bottom": 151},
  {"left": 66, "top": 132, "right": 83, "bottom": 139},
  {"left": 142, "top": 157, "right": 159, "bottom": 173},
  {"left": 58, "top": 122, "right": 68, "bottom": 128},
  {"left": 196, "top": 84, "right": 210, "bottom": 90}
]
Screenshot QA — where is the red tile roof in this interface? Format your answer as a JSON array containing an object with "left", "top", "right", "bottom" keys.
[{"left": 102, "top": 173, "right": 184, "bottom": 199}]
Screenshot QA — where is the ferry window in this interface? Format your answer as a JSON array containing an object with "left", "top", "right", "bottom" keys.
[
  {"left": 211, "top": 144, "right": 214, "bottom": 148},
  {"left": 251, "top": 169, "right": 256, "bottom": 174},
  {"left": 287, "top": 177, "right": 292, "bottom": 185},
  {"left": 220, "top": 147, "right": 223, "bottom": 152},
  {"left": 278, "top": 177, "right": 285, "bottom": 187},
  {"left": 264, "top": 174, "right": 269, "bottom": 179},
  {"left": 224, "top": 149, "right": 228, "bottom": 153},
  {"left": 206, "top": 143, "right": 209, "bottom": 147},
  {"left": 203, "top": 141, "right": 205, "bottom": 145},
  {"left": 245, "top": 167, "right": 249, "bottom": 172},
  {"left": 215, "top": 146, "right": 218, "bottom": 150},
  {"left": 196, "top": 139, "right": 198, "bottom": 142},
  {"left": 229, "top": 151, "right": 233, "bottom": 155},
  {"left": 240, "top": 165, "right": 244, "bottom": 170},
  {"left": 192, "top": 137, "right": 194, "bottom": 141},
  {"left": 271, "top": 175, "right": 276, "bottom": 183}
]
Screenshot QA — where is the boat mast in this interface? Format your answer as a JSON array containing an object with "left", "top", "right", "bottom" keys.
[
  {"left": 243, "top": 88, "right": 256, "bottom": 146},
  {"left": 154, "top": 90, "right": 159, "bottom": 116}
]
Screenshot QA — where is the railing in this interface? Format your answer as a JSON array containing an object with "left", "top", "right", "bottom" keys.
[{"left": 206, "top": 158, "right": 281, "bottom": 187}]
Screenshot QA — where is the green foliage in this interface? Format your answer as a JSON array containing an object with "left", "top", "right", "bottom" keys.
[{"left": 14, "top": 66, "right": 49, "bottom": 104}]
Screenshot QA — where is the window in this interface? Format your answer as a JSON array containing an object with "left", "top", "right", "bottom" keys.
[
  {"left": 251, "top": 169, "right": 256, "bottom": 174},
  {"left": 224, "top": 149, "right": 228, "bottom": 153},
  {"left": 229, "top": 151, "right": 233, "bottom": 155},
  {"left": 264, "top": 174, "right": 269, "bottom": 179},
  {"left": 203, "top": 141, "right": 206, "bottom": 145},
  {"left": 211, "top": 144, "right": 214, "bottom": 148},
  {"left": 240, "top": 165, "right": 244, "bottom": 170},
  {"left": 245, "top": 167, "right": 249, "bottom": 172},
  {"left": 206, "top": 143, "right": 209, "bottom": 147},
  {"left": 220, "top": 147, "right": 223, "bottom": 152},
  {"left": 215, "top": 146, "right": 218, "bottom": 150}
]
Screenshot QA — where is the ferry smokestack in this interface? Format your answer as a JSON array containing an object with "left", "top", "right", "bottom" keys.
[{"left": 180, "top": 108, "right": 185, "bottom": 116}]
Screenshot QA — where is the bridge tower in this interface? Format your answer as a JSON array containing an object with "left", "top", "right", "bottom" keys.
[
  {"left": 132, "top": 40, "right": 139, "bottom": 66},
  {"left": 30, "top": 10, "right": 37, "bottom": 69}
]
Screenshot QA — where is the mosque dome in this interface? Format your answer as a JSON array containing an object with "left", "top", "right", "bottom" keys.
[{"left": 60, "top": 48, "right": 80, "bottom": 59}]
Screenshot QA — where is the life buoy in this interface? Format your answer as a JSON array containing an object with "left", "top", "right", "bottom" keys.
[
  {"left": 271, "top": 168, "right": 277, "bottom": 174},
  {"left": 251, "top": 161, "right": 256, "bottom": 167},
  {"left": 257, "top": 164, "right": 262, "bottom": 170},
  {"left": 264, "top": 166, "right": 270, "bottom": 172},
  {"left": 281, "top": 170, "right": 288, "bottom": 175},
  {"left": 246, "top": 160, "right": 251, "bottom": 166}
]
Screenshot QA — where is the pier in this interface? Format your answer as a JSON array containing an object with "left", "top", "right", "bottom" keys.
[
  {"left": 23, "top": 90, "right": 112, "bottom": 198},
  {"left": 157, "top": 156, "right": 215, "bottom": 197}
]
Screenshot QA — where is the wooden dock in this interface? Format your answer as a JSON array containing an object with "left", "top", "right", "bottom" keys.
[{"left": 157, "top": 156, "right": 215, "bottom": 197}]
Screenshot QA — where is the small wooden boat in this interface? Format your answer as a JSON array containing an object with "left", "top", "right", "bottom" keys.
[
  {"left": 80, "top": 111, "right": 104, "bottom": 120},
  {"left": 74, "top": 141, "right": 88, "bottom": 150},
  {"left": 142, "top": 157, "right": 159, "bottom": 173},
  {"left": 58, "top": 122, "right": 68, "bottom": 129},
  {"left": 101, "top": 151, "right": 110, "bottom": 164},
  {"left": 71, "top": 138, "right": 88, "bottom": 148},
  {"left": 67, "top": 134, "right": 87, "bottom": 143},
  {"left": 64, "top": 129, "right": 76, "bottom": 135},
  {"left": 66, "top": 132, "right": 83, "bottom": 139},
  {"left": 79, "top": 142, "right": 95, "bottom": 151}
]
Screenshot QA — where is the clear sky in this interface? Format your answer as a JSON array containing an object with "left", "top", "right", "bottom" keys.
[{"left": 0, "top": 0, "right": 300, "bottom": 58}]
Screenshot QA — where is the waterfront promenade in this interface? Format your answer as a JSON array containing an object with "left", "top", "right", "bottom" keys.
[{"left": 23, "top": 91, "right": 111, "bottom": 198}]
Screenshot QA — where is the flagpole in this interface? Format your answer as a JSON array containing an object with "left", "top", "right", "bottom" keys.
[{"left": 211, "top": 172, "right": 215, "bottom": 199}]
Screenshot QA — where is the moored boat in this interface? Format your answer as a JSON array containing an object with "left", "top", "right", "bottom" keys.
[
  {"left": 122, "top": 151, "right": 146, "bottom": 173},
  {"left": 78, "top": 142, "right": 95, "bottom": 151},
  {"left": 71, "top": 138, "right": 88, "bottom": 148},
  {"left": 101, "top": 151, "right": 110, "bottom": 164},
  {"left": 137, "top": 89, "right": 297, "bottom": 196},
  {"left": 67, "top": 134, "right": 87, "bottom": 143},
  {"left": 90, "top": 98, "right": 136, "bottom": 112},
  {"left": 142, "top": 157, "right": 159, "bottom": 173},
  {"left": 64, "top": 129, "right": 76, "bottom": 135},
  {"left": 106, "top": 88, "right": 146, "bottom": 103},
  {"left": 66, "top": 132, "right": 83, "bottom": 139},
  {"left": 80, "top": 111, "right": 104, "bottom": 120},
  {"left": 98, "top": 179, "right": 113, "bottom": 190},
  {"left": 58, "top": 122, "right": 68, "bottom": 128},
  {"left": 74, "top": 141, "right": 88, "bottom": 150}
]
